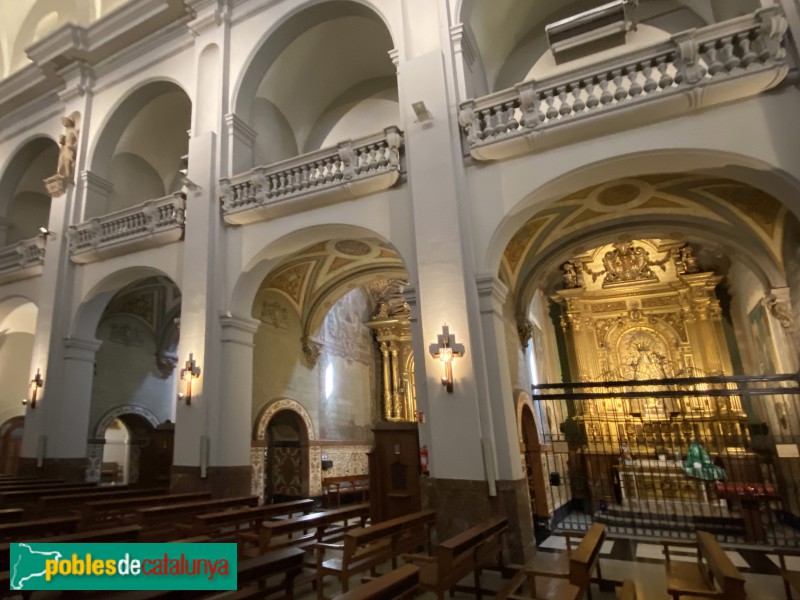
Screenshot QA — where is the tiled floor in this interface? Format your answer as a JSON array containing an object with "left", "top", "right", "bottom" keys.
[{"left": 298, "top": 535, "right": 794, "bottom": 599}]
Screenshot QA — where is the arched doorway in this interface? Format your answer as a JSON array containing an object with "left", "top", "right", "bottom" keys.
[
  {"left": 91, "top": 406, "right": 161, "bottom": 485},
  {"left": 0, "top": 417, "right": 24, "bottom": 475},
  {"left": 264, "top": 409, "right": 310, "bottom": 502},
  {"left": 518, "top": 396, "right": 551, "bottom": 541}
]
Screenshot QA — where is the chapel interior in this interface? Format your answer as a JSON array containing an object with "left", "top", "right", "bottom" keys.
[{"left": 0, "top": 0, "right": 799, "bottom": 598}]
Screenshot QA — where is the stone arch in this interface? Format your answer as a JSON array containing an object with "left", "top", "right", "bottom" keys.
[
  {"left": 232, "top": 0, "right": 398, "bottom": 121},
  {"left": 251, "top": 398, "right": 318, "bottom": 499},
  {"left": 486, "top": 149, "right": 800, "bottom": 277},
  {"left": 71, "top": 266, "right": 177, "bottom": 341},
  {"left": 87, "top": 79, "right": 191, "bottom": 180},
  {"left": 92, "top": 404, "right": 160, "bottom": 439},
  {"left": 229, "top": 223, "right": 410, "bottom": 321},
  {"left": 254, "top": 397, "right": 316, "bottom": 441},
  {"left": 0, "top": 136, "right": 58, "bottom": 220}
]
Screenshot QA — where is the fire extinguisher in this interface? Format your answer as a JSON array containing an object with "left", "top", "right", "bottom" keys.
[{"left": 420, "top": 445, "right": 429, "bottom": 475}]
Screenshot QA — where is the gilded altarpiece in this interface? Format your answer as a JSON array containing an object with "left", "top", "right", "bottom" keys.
[
  {"left": 365, "top": 284, "right": 416, "bottom": 422},
  {"left": 553, "top": 240, "right": 747, "bottom": 463}
]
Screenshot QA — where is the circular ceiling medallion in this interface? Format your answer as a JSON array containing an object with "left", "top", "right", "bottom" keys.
[
  {"left": 597, "top": 184, "right": 640, "bottom": 206},
  {"left": 334, "top": 240, "right": 371, "bottom": 256}
]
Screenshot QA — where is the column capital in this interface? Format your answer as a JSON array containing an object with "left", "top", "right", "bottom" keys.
[
  {"left": 224, "top": 113, "right": 258, "bottom": 145},
  {"left": 475, "top": 274, "right": 508, "bottom": 314},
  {"left": 63, "top": 336, "right": 102, "bottom": 360},
  {"left": 220, "top": 314, "right": 260, "bottom": 346},
  {"left": 80, "top": 170, "right": 114, "bottom": 194}
]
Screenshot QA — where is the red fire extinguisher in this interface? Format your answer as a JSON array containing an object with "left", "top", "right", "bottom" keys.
[{"left": 420, "top": 445, "right": 429, "bottom": 475}]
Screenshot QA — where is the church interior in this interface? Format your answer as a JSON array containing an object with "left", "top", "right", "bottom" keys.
[{"left": 1, "top": 0, "right": 800, "bottom": 597}]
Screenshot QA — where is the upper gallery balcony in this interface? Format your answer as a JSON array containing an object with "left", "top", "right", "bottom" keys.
[
  {"left": 220, "top": 127, "right": 403, "bottom": 226},
  {"left": 457, "top": 7, "right": 789, "bottom": 162},
  {"left": 68, "top": 193, "right": 185, "bottom": 264},
  {"left": 0, "top": 237, "right": 45, "bottom": 284}
]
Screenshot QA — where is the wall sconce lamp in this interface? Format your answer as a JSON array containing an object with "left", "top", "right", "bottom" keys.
[
  {"left": 429, "top": 325, "right": 465, "bottom": 393},
  {"left": 178, "top": 353, "right": 201, "bottom": 405},
  {"left": 22, "top": 369, "right": 43, "bottom": 409}
]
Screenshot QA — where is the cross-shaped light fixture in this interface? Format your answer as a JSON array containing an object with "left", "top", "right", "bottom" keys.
[
  {"left": 23, "top": 369, "right": 43, "bottom": 409},
  {"left": 428, "top": 325, "right": 465, "bottom": 393},
  {"left": 178, "top": 353, "right": 201, "bottom": 405}
]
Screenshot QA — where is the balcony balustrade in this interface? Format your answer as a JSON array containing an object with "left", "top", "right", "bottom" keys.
[
  {"left": 220, "top": 126, "right": 403, "bottom": 225},
  {"left": 68, "top": 192, "right": 185, "bottom": 264},
  {"left": 0, "top": 236, "right": 45, "bottom": 284},
  {"left": 458, "top": 7, "right": 789, "bottom": 161}
]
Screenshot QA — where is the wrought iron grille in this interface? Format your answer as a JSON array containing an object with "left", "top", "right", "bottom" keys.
[{"left": 529, "top": 373, "right": 800, "bottom": 547}]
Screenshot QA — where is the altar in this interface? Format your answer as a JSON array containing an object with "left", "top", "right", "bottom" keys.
[{"left": 617, "top": 459, "right": 715, "bottom": 504}]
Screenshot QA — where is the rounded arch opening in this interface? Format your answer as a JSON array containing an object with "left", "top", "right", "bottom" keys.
[{"left": 233, "top": 0, "right": 398, "bottom": 169}]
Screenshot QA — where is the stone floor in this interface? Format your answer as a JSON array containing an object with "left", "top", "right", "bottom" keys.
[{"left": 298, "top": 535, "right": 793, "bottom": 599}]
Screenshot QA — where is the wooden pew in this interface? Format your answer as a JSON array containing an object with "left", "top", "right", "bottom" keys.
[
  {"left": 323, "top": 475, "right": 369, "bottom": 507},
  {"left": 195, "top": 498, "right": 315, "bottom": 550},
  {"left": 315, "top": 508, "right": 436, "bottom": 599},
  {"left": 0, "top": 483, "right": 101, "bottom": 505},
  {"left": 332, "top": 564, "right": 421, "bottom": 600},
  {"left": 525, "top": 524, "right": 606, "bottom": 600},
  {"left": 223, "top": 547, "right": 306, "bottom": 599},
  {"left": 0, "top": 525, "right": 141, "bottom": 570},
  {"left": 84, "top": 492, "right": 213, "bottom": 527},
  {"left": 36, "top": 486, "right": 166, "bottom": 517},
  {"left": 0, "top": 514, "right": 81, "bottom": 542},
  {"left": 259, "top": 503, "right": 370, "bottom": 555},
  {"left": 402, "top": 516, "right": 506, "bottom": 600},
  {"left": 0, "top": 508, "right": 23, "bottom": 523},
  {"left": 136, "top": 495, "right": 259, "bottom": 541},
  {"left": 663, "top": 531, "right": 746, "bottom": 600}
]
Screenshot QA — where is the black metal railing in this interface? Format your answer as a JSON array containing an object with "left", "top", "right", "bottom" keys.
[{"left": 529, "top": 373, "right": 800, "bottom": 546}]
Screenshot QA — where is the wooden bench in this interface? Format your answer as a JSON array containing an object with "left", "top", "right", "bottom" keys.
[
  {"left": 0, "top": 508, "right": 23, "bottom": 524},
  {"left": 195, "top": 498, "right": 316, "bottom": 550},
  {"left": 136, "top": 495, "right": 259, "bottom": 541},
  {"left": 323, "top": 475, "right": 369, "bottom": 507},
  {"left": 526, "top": 523, "right": 607, "bottom": 600},
  {"left": 663, "top": 531, "right": 746, "bottom": 600},
  {"left": 333, "top": 564, "right": 420, "bottom": 600},
  {"left": 84, "top": 492, "right": 213, "bottom": 527},
  {"left": 0, "top": 514, "right": 81, "bottom": 542},
  {"left": 259, "top": 503, "right": 370, "bottom": 555},
  {"left": 36, "top": 487, "right": 166, "bottom": 517},
  {"left": 402, "top": 516, "right": 506, "bottom": 600},
  {"left": 0, "top": 483, "right": 103, "bottom": 505},
  {"left": 316, "top": 508, "right": 436, "bottom": 599}
]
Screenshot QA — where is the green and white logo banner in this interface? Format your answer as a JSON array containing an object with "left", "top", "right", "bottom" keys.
[{"left": 10, "top": 543, "right": 237, "bottom": 591}]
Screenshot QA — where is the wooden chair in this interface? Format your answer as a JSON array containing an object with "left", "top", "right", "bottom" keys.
[
  {"left": 663, "top": 531, "right": 746, "bottom": 600},
  {"left": 332, "top": 564, "right": 420, "bottom": 600}
]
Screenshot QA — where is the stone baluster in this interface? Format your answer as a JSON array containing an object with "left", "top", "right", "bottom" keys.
[
  {"left": 703, "top": 41, "right": 725, "bottom": 76},
  {"left": 612, "top": 69, "right": 628, "bottom": 101},
  {"left": 543, "top": 90, "right": 558, "bottom": 120},
  {"left": 656, "top": 55, "right": 674, "bottom": 88},
  {"left": 481, "top": 108, "right": 495, "bottom": 138},
  {"left": 385, "top": 127, "right": 402, "bottom": 168},
  {"left": 598, "top": 76, "right": 614, "bottom": 105},
  {"left": 627, "top": 65, "right": 643, "bottom": 97},
  {"left": 738, "top": 32, "right": 757, "bottom": 68},
  {"left": 504, "top": 101, "right": 519, "bottom": 130},
  {"left": 584, "top": 78, "right": 599, "bottom": 109},
  {"left": 570, "top": 82, "right": 585, "bottom": 112},
  {"left": 642, "top": 61, "right": 658, "bottom": 93},
  {"left": 719, "top": 36, "right": 740, "bottom": 72},
  {"left": 557, "top": 87, "right": 571, "bottom": 117}
]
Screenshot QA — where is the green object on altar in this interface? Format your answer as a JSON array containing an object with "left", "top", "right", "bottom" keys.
[{"left": 683, "top": 441, "right": 727, "bottom": 481}]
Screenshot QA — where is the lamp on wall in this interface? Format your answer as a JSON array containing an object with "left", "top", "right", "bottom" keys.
[
  {"left": 428, "top": 325, "right": 465, "bottom": 393},
  {"left": 22, "top": 369, "right": 43, "bottom": 409},
  {"left": 177, "top": 353, "right": 201, "bottom": 405},
  {"left": 38, "top": 227, "right": 56, "bottom": 240}
]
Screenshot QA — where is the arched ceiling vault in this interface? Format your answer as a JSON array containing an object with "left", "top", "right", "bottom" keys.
[
  {"left": 502, "top": 175, "right": 790, "bottom": 315},
  {"left": 254, "top": 238, "right": 407, "bottom": 337}
]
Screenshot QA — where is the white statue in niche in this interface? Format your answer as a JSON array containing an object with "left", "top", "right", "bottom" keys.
[{"left": 57, "top": 116, "right": 79, "bottom": 180}]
